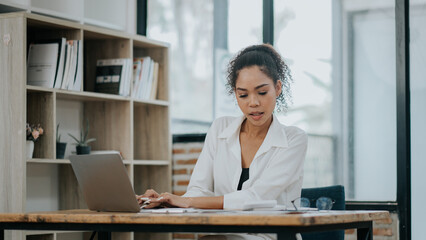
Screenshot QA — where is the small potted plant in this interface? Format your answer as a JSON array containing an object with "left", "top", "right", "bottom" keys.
[
  {"left": 68, "top": 119, "right": 96, "bottom": 155},
  {"left": 26, "top": 123, "right": 44, "bottom": 158},
  {"left": 56, "top": 123, "right": 67, "bottom": 159}
]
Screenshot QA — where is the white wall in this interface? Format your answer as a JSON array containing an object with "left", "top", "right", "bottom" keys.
[
  {"left": 26, "top": 164, "right": 59, "bottom": 211},
  {"left": 56, "top": 100, "right": 83, "bottom": 158}
]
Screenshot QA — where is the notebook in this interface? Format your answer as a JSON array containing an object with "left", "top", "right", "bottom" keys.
[{"left": 69, "top": 153, "right": 141, "bottom": 212}]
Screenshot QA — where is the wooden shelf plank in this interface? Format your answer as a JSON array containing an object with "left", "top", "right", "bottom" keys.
[
  {"left": 25, "top": 230, "right": 91, "bottom": 235},
  {"left": 27, "top": 86, "right": 170, "bottom": 106},
  {"left": 27, "top": 85, "right": 130, "bottom": 102},
  {"left": 25, "top": 230, "right": 56, "bottom": 236},
  {"left": 133, "top": 35, "right": 170, "bottom": 48},
  {"left": 26, "top": 12, "right": 82, "bottom": 29},
  {"left": 133, "top": 160, "right": 170, "bottom": 166},
  {"left": 27, "top": 158, "right": 70, "bottom": 164},
  {"left": 133, "top": 99, "right": 169, "bottom": 107},
  {"left": 26, "top": 85, "right": 54, "bottom": 93},
  {"left": 27, "top": 158, "right": 132, "bottom": 165},
  {"left": 55, "top": 89, "right": 130, "bottom": 102}
]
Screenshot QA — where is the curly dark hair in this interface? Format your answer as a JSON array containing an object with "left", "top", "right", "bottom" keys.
[{"left": 226, "top": 44, "right": 293, "bottom": 112}]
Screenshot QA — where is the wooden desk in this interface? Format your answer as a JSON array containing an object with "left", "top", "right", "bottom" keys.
[{"left": 0, "top": 209, "right": 389, "bottom": 240}]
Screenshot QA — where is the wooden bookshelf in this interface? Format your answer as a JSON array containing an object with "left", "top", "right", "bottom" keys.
[{"left": 0, "top": 12, "right": 171, "bottom": 240}]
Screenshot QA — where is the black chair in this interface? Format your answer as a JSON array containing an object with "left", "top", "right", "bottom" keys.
[{"left": 300, "top": 185, "right": 345, "bottom": 240}]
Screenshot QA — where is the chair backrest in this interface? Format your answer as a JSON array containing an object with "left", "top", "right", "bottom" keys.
[
  {"left": 300, "top": 185, "right": 345, "bottom": 240},
  {"left": 301, "top": 185, "right": 345, "bottom": 210}
]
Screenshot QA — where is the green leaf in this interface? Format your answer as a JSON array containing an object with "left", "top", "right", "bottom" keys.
[
  {"left": 68, "top": 133, "right": 81, "bottom": 144},
  {"left": 84, "top": 119, "right": 89, "bottom": 141},
  {"left": 85, "top": 138, "right": 96, "bottom": 144},
  {"left": 56, "top": 123, "right": 60, "bottom": 142}
]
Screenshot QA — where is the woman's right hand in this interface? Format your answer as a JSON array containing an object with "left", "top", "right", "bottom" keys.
[
  {"left": 143, "top": 189, "right": 160, "bottom": 197},
  {"left": 137, "top": 189, "right": 161, "bottom": 207}
]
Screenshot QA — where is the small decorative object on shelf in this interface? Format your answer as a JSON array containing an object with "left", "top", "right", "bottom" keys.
[
  {"left": 26, "top": 123, "right": 44, "bottom": 158},
  {"left": 56, "top": 123, "right": 67, "bottom": 159},
  {"left": 68, "top": 119, "right": 96, "bottom": 155}
]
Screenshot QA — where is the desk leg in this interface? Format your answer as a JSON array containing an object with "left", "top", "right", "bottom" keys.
[
  {"left": 357, "top": 221, "right": 373, "bottom": 240},
  {"left": 0, "top": 229, "right": 3, "bottom": 240},
  {"left": 98, "top": 231, "right": 112, "bottom": 240},
  {"left": 277, "top": 232, "right": 297, "bottom": 240}
]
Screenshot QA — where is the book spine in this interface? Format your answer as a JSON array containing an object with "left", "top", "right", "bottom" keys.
[
  {"left": 53, "top": 38, "right": 66, "bottom": 89},
  {"left": 72, "top": 40, "right": 83, "bottom": 91}
]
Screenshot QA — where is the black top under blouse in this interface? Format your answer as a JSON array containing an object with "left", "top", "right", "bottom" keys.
[{"left": 237, "top": 168, "right": 249, "bottom": 191}]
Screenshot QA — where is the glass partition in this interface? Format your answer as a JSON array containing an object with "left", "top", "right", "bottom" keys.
[
  {"left": 274, "top": 0, "right": 396, "bottom": 200},
  {"left": 410, "top": 2, "right": 426, "bottom": 238}
]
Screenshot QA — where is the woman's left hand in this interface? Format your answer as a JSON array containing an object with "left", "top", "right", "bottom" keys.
[{"left": 147, "top": 192, "right": 191, "bottom": 208}]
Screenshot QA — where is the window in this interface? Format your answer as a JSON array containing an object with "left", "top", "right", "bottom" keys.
[
  {"left": 348, "top": 6, "right": 396, "bottom": 201},
  {"left": 148, "top": 0, "right": 215, "bottom": 133},
  {"left": 274, "top": 0, "right": 397, "bottom": 200},
  {"left": 410, "top": 3, "right": 426, "bottom": 238},
  {"left": 274, "top": 0, "right": 335, "bottom": 188},
  {"left": 148, "top": 0, "right": 262, "bottom": 133},
  {"left": 148, "top": 0, "right": 398, "bottom": 201},
  {"left": 215, "top": 0, "right": 263, "bottom": 118}
]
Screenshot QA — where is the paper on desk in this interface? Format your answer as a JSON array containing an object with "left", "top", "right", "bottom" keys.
[
  {"left": 248, "top": 205, "right": 287, "bottom": 211},
  {"left": 242, "top": 200, "right": 277, "bottom": 210},
  {"left": 139, "top": 208, "right": 196, "bottom": 213},
  {"left": 286, "top": 207, "right": 318, "bottom": 211},
  {"left": 139, "top": 208, "right": 228, "bottom": 213}
]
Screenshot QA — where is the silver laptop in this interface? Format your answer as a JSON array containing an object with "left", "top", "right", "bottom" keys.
[{"left": 69, "top": 153, "right": 140, "bottom": 212}]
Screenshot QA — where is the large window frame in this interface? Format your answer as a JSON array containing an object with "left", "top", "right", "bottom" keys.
[{"left": 139, "top": 0, "right": 411, "bottom": 239}]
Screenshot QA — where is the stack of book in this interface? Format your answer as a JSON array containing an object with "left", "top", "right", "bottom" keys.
[
  {"left": 27, "top": 38, "right": 83, "bottom": 91},
  {"left": 132, "top": 57, "right": 159, "bottom": 100},
  {"left": 94, "top": 58, "right": 132, "bottom": 96}
]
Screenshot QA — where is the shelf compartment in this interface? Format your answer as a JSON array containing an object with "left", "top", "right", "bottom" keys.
[
  {"left": 134, "top": 233, "right": 171, "bottom": 240},
  {"left": 134, "top": 104, "right": 170, "bottom": 160},
  {"left": 133, "top": 165, "right": 171, "bottom": 195},
  {"left": 58, "top": 164, "right": 87, "bottom": 210},
  {"left": 27, "top": 91, "right": 54, "bottom": 159},
  {"left": 84, "top": 31, "right": 132, "bottom": 93},
  {"left": 84, "top": 101, "right": 132, "bottom": 160},
  {"left": 57, "top": 231, "right": 86, "bottom": 240},
  {"left": 133, "top": 46, "right": 169, "bottom": 102},
  {"left": 26, "top": 164, "right": 60, "bottom": 212},
  {"left": 27, "top": 18, "right": 82, "bottom": 47}
]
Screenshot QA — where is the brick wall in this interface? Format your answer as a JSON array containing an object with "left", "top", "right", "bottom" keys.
[
  {"left": 172, "top": 141, "right": 399, "bottom": 240},
  {"left": 345, "top": 212, "right": 398, "bottom": 240},
  {"left": 172, "top": 142, "right": 204, "bottom": 240},
  {"left": 172, "top": 142, "right": 204, "bottom": 197}
]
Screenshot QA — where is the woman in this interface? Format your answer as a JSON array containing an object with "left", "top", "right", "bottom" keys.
[{"left": 139, "top": 44, "right": 307, "bottom": 214}]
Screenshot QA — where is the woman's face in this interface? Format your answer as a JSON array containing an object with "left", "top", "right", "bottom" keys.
[{"left": 235, "top": 66, "right": 282, "bottom": 128}]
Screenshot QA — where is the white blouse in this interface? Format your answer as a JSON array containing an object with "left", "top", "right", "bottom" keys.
[{"left": 183, "top": 114, "right": 308, "bottom": 210}]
